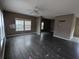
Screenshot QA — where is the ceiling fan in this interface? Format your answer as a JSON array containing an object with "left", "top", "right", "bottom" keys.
[
  {"left": 26, "top": 6, "right": 44, "bottom": 16},
  {"left": 30, "top": 6, "right": 40, "bottom": 16}
]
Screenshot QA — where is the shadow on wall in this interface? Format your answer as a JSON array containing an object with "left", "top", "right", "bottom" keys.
[{"left": 74, "top": 18, "right": 79, "bottom": 37}]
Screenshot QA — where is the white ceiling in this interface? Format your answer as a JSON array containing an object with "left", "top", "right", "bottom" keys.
[{"left": 1, "top": 0, "right": 79, "bottom": 18}]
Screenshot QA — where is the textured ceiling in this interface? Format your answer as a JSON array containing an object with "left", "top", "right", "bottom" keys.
[{"left": 0, "top": 0, "right": 79, "bottom": 18}]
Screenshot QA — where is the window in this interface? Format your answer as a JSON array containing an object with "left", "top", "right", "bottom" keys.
[
  {"left": 41, "top": 22, "right": 44, "bottom": 30},
  {"left": 15, "top": 18, "right": 31, "bottom": 31},
  {"left": 25, "top": 20, "right": 31, "bottom": 30},
  {"left": 15, "top": 20, "right": 24, "bottom": 31}
]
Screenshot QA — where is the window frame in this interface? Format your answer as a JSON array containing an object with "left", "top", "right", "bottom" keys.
[
  {"left": 25, "top": 20, "right": 31, "bottom": 31},
  {"left": 15, "top": 19, "right": 24, "bottom": 31},
  {"left": 15, "top": 18, "right": 32, "bottom": 32}
]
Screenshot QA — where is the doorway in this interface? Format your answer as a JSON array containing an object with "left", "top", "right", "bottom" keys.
[{"left": 41, "top": 18, "right": 55, "bottom": 35}]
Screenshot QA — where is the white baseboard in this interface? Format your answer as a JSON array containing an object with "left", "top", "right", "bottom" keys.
[
  {"left": 53, "top": 35, "right": 71, "bottom": 40},
  {"left": 7, "top": 32, "right": 40, "bottom": 37}
]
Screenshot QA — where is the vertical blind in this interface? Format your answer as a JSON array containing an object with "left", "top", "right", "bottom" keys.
[
  {"left": 0, "top": 10, "right": 5, "bottom": 40},
  {"left": 0, "top": 10, "right": 5, "bottom": 47}
]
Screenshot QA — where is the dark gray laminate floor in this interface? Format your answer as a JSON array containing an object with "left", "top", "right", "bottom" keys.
[{"left": 4, "top": 33, "right": 79, "bottom": 59}]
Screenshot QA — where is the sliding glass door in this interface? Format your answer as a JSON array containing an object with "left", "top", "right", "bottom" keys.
[{"left": 0, "top": 10, "right": 5, "bottom": 47}]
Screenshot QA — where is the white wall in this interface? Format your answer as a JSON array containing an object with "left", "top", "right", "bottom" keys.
[
  {"left": 74, "top": 18, "right": 79, "bottom": 37},
  {"left": 53, "top": 14, "right": 76, "bottom": 40},
  {"left": 36, "top": 17, "right": 41, "bottom": 35}
]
